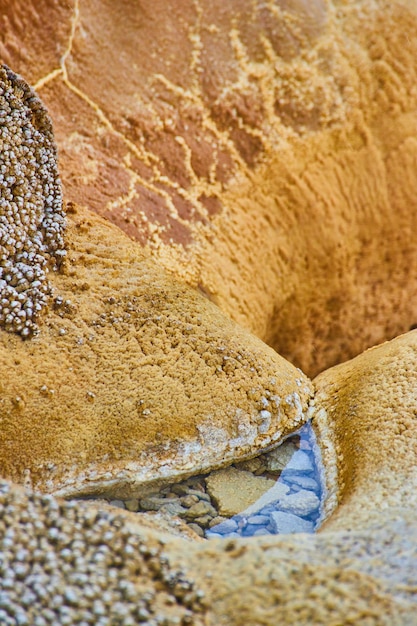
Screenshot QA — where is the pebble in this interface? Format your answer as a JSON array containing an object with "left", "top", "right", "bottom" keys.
[
  {"left": 160, "top": 501, "right": 187, "bottom": 517},
  {"left": 270, "top": 511, "right": 315, "bottom": 534},
  {"left": 208, "top": 519, "right": 238, "bottom": 534},
  {"left": 253, "top": 528, "right": 273, "bottom": 536},
  {"left": 282, "top": 475, "right": 318, "bottom": 491},
  {"left": 264, "top": 441, "right": 299, "bottom": 471},
  {"left": 241, "top": 481, "right": 290, "bottom": 517},
  {"left": 247, "top": 515, "right": 270, "bottom": 525},
  {"left": 184, "top": 501, "right": 217, "bottom": 520},
  {"left": 124, "top": 499, "right": 140, "bottom": 512},
  {"left": 187, "top": 523, "right": 205, "bottom": 538},
  {"left": 109, "top": 500, "right": 126, "bottom": 509},
  {"left": 276, "top": 490, "right": 321, "bottom": 517},
  {"left": 181, "top": 495, "right": 200, "bottom": 508},
  {"left": 284, "top": 450, "right": 314, "bottom": 473}
]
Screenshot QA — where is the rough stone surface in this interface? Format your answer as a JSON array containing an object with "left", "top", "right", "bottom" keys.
[
  {"left": 205, "top": 467, "right": 276, "bottom": 517},
  {"left": 239, "top": 481, "right": 291, "bottom": 517},
  {"left": 0, "top": 68, "right": 312, "bottom": 500},
  {"left": 0, "top": 200, "right": 311, "bottom": 498},
  {"left": 263, "top": 440, "right": 298, "bottom": 472},
  {"left": 2, "top": 1, "right": 417, "bottom": 376},
  {"left": 313, "top": 330, "right": 417, "bottom": 532},
  {"left": 277, "top": 490, "right": 321, "bottom": 517},
  {"left": 1, "top": 481, "right": 417, "bottom": 625},
  {"left": 270, "top": 511, "right": 315, "bottom": 534},
  {"left": 1, "top": 2, "right": 417, "bottom": 625},
  {"left": 0, "top": 481, "right": 207, "bottom": 625},
  {"left": 284, "top": 450, "right": 314, "bottom": 473}
]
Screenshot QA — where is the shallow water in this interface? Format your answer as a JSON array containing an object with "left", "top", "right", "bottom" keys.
[{"left": 206, "top": 422, "right": 325, "bottom": 538}]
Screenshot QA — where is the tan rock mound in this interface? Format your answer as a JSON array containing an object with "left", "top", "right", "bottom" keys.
[
  {"left": 3, "top": 330, "right": 417, "bottom": 624},
  {"left": 2, "top": 0, "right": 417, "bottom": 375},
  {"left": 313, "top": 329, "right": 417, "bottom": 532},
  {"left": 0, "top": 63, "right": 312, "bottom": 498},
  {"left": 0, "top": 34, "right": 312, "bottom": 501},
  {"left": 0, "top": 197, "right": 312, "bottom": 498}
]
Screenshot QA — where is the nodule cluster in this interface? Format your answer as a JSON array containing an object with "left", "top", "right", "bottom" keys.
[{"left": 0, "top": 65, "right": 66, "bottom": 338}]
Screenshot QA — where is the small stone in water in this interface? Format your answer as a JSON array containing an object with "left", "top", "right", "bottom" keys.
[
  {"left": 188, "top": 523, "right": 205, "bottom": 538},
  {"left": 184, "top": 501, "right": 217, "bottom": 520},
  {"left": 208, "top": 519, "right": 238, "bottom": 534},
  {"left": 124, "top": 499, "right": 139, "bottom": 512},
  {"left": 234, "top": 456, "right": 264, "bottom": 474},
  {"left": 181, "top": 495, "right": 200, "bottom": 508},
  {"left": 139, "top": 495, "right": 171, "bottom": 510},
  {"left": 208, "top": 516, "right": 229, "bottom": 528},
  {"left": 270, "top": 511, "right": 315, "bottom": 534},
  {"left": 247, "top": 515, "right": 270, "bottom": 525},
  {"left": 170, "top": 484, "right": 190, "bottom": 496},
  {"left": 242, "top": 481, "right": 290, "bottom": 516},
  {"left": 277, "top": 490, "right": 320, "bottom": 517},
  {"left": 160, "top": 501, "right": 187, "bottom": 517},
  {"left": 283, "top": 475, "right": 318, "bottom": 491},
  {"left": 264, "top": 441, "right": 298, "bottom": 471},
  {"left": 283, "top": 450, "right": 314, "bottom": 473},
  {"left": 252, "top": 528, "right": 273, "bottom": 536}
]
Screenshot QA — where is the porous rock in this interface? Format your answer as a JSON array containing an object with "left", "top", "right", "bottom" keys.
[
  {"left": 0, "top": 56, "right": 312, "bottom": 499},
  {"left": 0, "top": 201, "right": 312, "bottom": 497},
  {"left": 313, "top": 329, "right": 417, "bottom": 532},
  {"left": 3, "top": 1, "right": 417, "bottom": 376}
]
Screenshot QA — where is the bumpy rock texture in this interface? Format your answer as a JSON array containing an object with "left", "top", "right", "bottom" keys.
[
  {"left": 2, "top": 0, "right": 417, "bottom": 376},
  {"left": 0, "top": 482, "right": 417, "bottom": 624},
  {"left": 0, "top": 481, "right": 208, "bottom": 626},
  {"left": 1, "top": 2, "right": 417, "bottom": 625},
  {"left": 0, "top": 65, "right": 65, "bottom": 337},
  {"left": 0, "top": 200, "right": 312, "bottom": 498},
  {"left": 313, "top": 330, "right": 417, "bottom": 532},
  {"left": 1, "top": 332, "right": 417, "bottom": 625}
]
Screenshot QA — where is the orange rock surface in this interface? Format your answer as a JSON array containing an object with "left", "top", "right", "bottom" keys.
[
  {"left": 313, "top": 329, "right": 417, "bottom": 531},
  {"left": 0, "top": 203, "right": 311, "bottom": 497},
  {"left": 1, "top": 2, "right": 417, "bottom": 624},
  {"left": 2, "top": 0, "right": 417, "bottom": 376}
]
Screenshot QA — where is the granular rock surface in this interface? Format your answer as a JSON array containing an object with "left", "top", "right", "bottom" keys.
[
  {"left": 1, "top": 2, "right": 417, "bottom": 625},
  {"left": 90, "top": 434, "right": 304, "bottom": 538},
  {"left": 1, "top": 480, "right": 417, "bottom": 625},
  {"left": 0, "top": 481, "right": 207, "bottom": 626},
  {"left": 3, "top": 0, "right": 417, "bottom": 376},
  {"left": 0, "top": 201, "right": 312, "bottom": 498}
]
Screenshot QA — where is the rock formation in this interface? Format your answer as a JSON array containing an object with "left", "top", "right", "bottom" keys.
[
  {"left": 1, "top": 1, "right": 417, "bottom": 624},
  {"left": 2, "top": 331, "right": 417, "bottom": 624},
  {"left": 2, "top": 0, "right": 417, "bottom": 376},
  {"left": 0, "top": 65, "right": 312, "bottom": 499}
]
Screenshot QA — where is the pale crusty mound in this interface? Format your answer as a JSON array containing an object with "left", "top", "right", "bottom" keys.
[
  {"left": 0, "top": 201, "right": 312, "bottom": 498},
  {"left": 0, "top": 481, "right": 208, "bottom": 625},
  {"left": 2, "top": 1, "right": 417, "bottom": 376}
]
